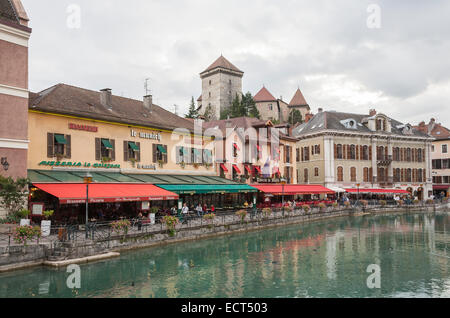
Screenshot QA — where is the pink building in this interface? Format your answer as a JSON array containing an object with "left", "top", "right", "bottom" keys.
[{"left": 0, "top": 0, "right": 31, "bottom": 180}]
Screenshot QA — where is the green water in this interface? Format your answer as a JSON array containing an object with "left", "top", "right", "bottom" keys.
[{"left": 1, "top": 212, "right": 449, "bottom": 298}]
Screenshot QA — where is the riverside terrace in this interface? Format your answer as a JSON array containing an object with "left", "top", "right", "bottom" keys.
[{"left": 0, "top": 200, "right": 448, "bottom": 268}]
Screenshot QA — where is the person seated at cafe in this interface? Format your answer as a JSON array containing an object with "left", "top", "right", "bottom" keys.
[
  {"left": 210, "top": 205, "right": 215, "bottom": 213},
  {"left": 170, "top": 206, "right": 177, "bottom": 216},
  {"left": 203, "top": 203, "right": 208, "bottom": 214},
  {"left": 182, "top": 203, "right": 189, "bottom": 216},
  {"left": 196, "top": 203, "right": 203, "bottom": 217},
  {"left": 244, "top": 201, "right": 249, "bottom": 208}
]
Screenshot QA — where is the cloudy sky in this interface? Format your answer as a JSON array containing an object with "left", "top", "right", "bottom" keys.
[{"left": 22, "top": 0, "right": 450, "bottom": 126}]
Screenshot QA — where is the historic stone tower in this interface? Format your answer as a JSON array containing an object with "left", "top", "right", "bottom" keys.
[{"left": 198, "top": 55, "right": 244, "bottom": 120}]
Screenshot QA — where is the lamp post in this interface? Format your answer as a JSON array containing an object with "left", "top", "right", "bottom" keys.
[
  {"left": 281, "top": 178, "right": 286, "bottom": 217},
  {"left": 83, "top": 172, "right": 93, "bottom": 239},
  {"left": 356, "top": 183, "right": 360, "bottom": 206}
]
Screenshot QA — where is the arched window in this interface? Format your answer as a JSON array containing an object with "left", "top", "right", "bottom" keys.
[
  {"left": 350, "top": 167, "right": 357, "bottom": 182},
  {"left": 406, "top": 148, "right": 412, "bottom": 162},
  {"left": 337, "top": 167, "right": 344, "bottom": 182},
  {"left": 363, "top": 167, "right": 369, "bottom": 182}
]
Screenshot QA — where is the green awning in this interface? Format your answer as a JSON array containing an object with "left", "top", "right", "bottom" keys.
[
  {"left": 102, "top": 139, "right": 113, "bottom": 149},
  {"left": 54, "top": 134, "right": 67, "bottom": 144},
  {"left": 128, "top": 142, "right": 140, "bottom": 151},
  {"left": 156, "top": 184, "right": 258, "bottom": 195},
  {"left": 157, "top": 145, "right": 167, "bottom": 154}
]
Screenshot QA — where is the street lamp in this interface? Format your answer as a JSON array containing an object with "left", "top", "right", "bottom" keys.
[
  {"left": 83, "top": 172, "right": 93, "bottom": 239},
  {"left": 356, "top": 183, "right": 361, "bottom": 206},
  {"left": 281, "top": 178, "right": 286, "bottom": 217}
]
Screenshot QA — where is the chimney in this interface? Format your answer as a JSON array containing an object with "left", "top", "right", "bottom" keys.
[
  {"left": 369, "top": 109, "right": 377, "bottom": 116},
  {"left": 100, "top": 88, "right": 112, "bottom": 109},
  {"left": 143, "top": 95, "right": 153, "bottom": 112},
  {"left": 428, "top": 118, "right": 436, "bottom": 134},
  {"left": 305, "top": 113, "right": 314, "bottom": 123},
  {"left": 318, "top": 108, "right": 323, "bottom": 113}
]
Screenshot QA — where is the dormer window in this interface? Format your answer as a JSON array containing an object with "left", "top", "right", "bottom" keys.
[{"left": 340, "top": 119, "right": 357, "bottom": 129}]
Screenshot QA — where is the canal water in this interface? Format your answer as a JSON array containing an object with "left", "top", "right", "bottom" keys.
[{"left": 0, "top": 212, "right": 449, "bottom": 298}]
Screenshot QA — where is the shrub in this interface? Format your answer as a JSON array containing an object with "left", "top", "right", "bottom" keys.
[
  {"left": 344, "top": 201, "right": 351, "bottom": 207},
  {"left": 285, "top": 206, "right": 294, "bottom": 213},
  {"left": 360, "top": 200, "right": 369, "bottom": 207},
  {"left": 236, "top": 210, "right": 248, "bottom": 222},
  {"left": 17, "top": 209, "right": 30, "bottom": 219},
  {"left": 150, "top": 207, "right": 159, "bottom": 214},
  {"left": 302, "top": 205, "right": 311, "bottom": 213},
  {"left": 413, "top": 199, "right": 420, "bottom": 205},
  {"left": 203, "top": 213, "right": 215, "bottom": 221},
  {"left": 13, "top": 225, "right": 41, "bottom": 246},
  {"left": 262, "top": 208, "right": 272, "bottom": 218},
  {"left": 397, "top": 200, "right": 404, "bottom": 206},
  {"left": 318, "top": 203, "right": 327, "bottom": 212},
  {"left": 162, "top": 215, "right": 179, "bottom": 237},
  {"left": 426, "top": 199, "right": 434, "bottom": 205},
  {"left": 111, "top": 220, "right": 131, "bottom": 236},
  {"left": 379, "top": 200, "right": 387, "bottom": 206},
  {"left": 332, "top": 202, "right": 338, "bottom": 210}
]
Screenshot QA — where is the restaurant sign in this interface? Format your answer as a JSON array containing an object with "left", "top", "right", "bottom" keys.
[
  {"left": 131, "top": 129, "right": 161, "bottom": 141},
  {"left": 38, "top": 161, "right": 121, "bottom": 169},
  {"left": 69, "top": 123, "right": 98, "bottom": 132}
]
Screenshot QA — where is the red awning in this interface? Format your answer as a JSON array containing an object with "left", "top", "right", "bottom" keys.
[
  {"left": 33, "top": 183, "right": 179, "bottom": 204},
  {"left": 345, "top": 188, "right": 409, "bottom": 194},
  {"left": 433, "top": 185, "right": 449, "bottom": 190},
  {"left": 244, "top": 165, "right": 252, "bottom": 174},
  {"left": 220, "top": 164, "right": 228, "bottom": 173},
  {"left": 233, "top": 165, "right": 241, "bottom": 174},
  {"left": 251, "top": 184, "right": 335, "bottom": 195},
  {"left": 254, "top": 166, "right": 261, "bottom": 174}
]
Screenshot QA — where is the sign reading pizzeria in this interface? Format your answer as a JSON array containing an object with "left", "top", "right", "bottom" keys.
[{"left": 69, "top": 123, "right": 98, "bottom": 132}]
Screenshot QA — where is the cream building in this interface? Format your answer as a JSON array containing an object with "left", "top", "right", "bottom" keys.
[{"left": 294, "top": 109, "right": 434, "bottom": 200}]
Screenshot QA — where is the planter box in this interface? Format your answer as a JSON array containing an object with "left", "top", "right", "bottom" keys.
[
  {"left": 0, "top": 224, "right": 18, "bottom": 234},
  {"left": 20, "top": 219, "right": 30, "bottom": 226}
]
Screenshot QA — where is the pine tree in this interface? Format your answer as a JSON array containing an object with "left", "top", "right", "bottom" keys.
[
  {"left": 242, "top": 92, "right": 260, "bottom": 119},
  {"left": 230, "top": 94, "right": 242, "bottom": 118},
  {"left": 288, "top": 109, "right": 303, "bottom": 125},
  {"left": 185, "top": 96, "right": 199, "bottom": 119}
]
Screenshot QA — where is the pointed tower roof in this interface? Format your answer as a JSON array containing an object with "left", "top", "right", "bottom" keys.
[
  {"left": 254, "top": 86, "right": 277, "bottom": 102},
  {"left": 201, "top": 55, "right": 244, "bottom": 75},
  {"left": 289, "top": 88, "right": 309, "bottom": 107}
]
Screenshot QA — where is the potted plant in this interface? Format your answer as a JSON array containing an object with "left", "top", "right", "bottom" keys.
[
  {"left": 332, "top": 202, "right": 339, "bottom": 211},
  {"left": 193, "top": 162, "right": 200, "bottom": 169},
  {"left": 180, "top": 161, "right": 186, "bottom": 169},
  {"left": 318, "top": 203, "right": 327, "bottom": 212},
  {"left": 56, "top": 154, "right": 64, "bottom": 162},
  {"left": 162, "top": 215, "right": 179, "bottom": 237},
  {"left": 18, "top": 209, "right": 31, "bottom": 226},
  {"left": 205, "top": 162, "right": 212, "bottom": 170},
  {"left": 302, "top": 205, "right": 311, "bottom": 214},
  {"left": 360, "top": 200, "right": 369, "bottom": 208},
  {"left": 158, "top": 159, "right": 165, "bottom": 168},
  {"left": 102, "top": 156, "right": 112, "bottom": 163},
  {"left": 203, "top": 213, "right": 215, "bottom": 229},
  {"left": 379, "top": 200, "right": 387, "bottom": 207},
  {"left": 40, "top": 210, "right": 54, "bottom": 237},
  {"left": 129, "top": 158, "right": 136, "bottom": 167},
  {"left": 110, "top": 219, "right": 131, "bottom": 241}
]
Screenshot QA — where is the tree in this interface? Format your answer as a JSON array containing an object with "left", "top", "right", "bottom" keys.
[
  {"left": 242, "top": 92, "right": 260, "bottom": 119},
  {"left": 288, "top": 109, "right": 303, "bottom": 125},
  {"left": 185, "top": 96, "right": 199, "bottom": 119},
  {"left": 0, "top": 176, "right": 29, "bottom": 216},
  {"left": 230, "top": 94, "right": 243, "bottom": 118}
]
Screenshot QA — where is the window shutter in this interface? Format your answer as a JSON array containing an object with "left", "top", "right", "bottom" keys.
[
  {"left": 356, "top": 146, "right": 359, "bottom": 160},
  {"left": 318, "top": 145, "right": 320, "bottom": 154},
  {"left": 65, "top": 135, "right": 71, "bottom": 158},
  {"left": 111, "top": 139, "right": 115, "bottom": 161},
  {"left": 334, "top": 144, "right": 337, "bottom": 159},
  {"left": 123, "top": 141, "right": 128, "bottom": 162},
  {"left": 301, "top": 147, "right": 304, "bottom": 161},
  {"left": 176, "top": 146, "right": 180, "bottom": 164},
  {"left": 136, "top": 142, "right": 141, "bottom": 162},
  {"left": 369, "top": 146, "right": 372, "bottom": 160},
  {"left": 163, "top": 145, "right": 168, "bottom": 163},
  {"left": 152, "top": 144, "right": 157, "bottom": 163},
  {"left": 347, "top": 145, "right": 351, "bottom": 159},
  {"left": 96, "top": 138, "right": 101, "bottom": 161},
  {"left": 47, "top": 133, "right": 54, "bottom": 158}
]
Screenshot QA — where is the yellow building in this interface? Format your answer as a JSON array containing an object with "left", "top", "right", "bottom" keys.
[{"left": 27, "top": 84, "right": 257, "bottom": 221}]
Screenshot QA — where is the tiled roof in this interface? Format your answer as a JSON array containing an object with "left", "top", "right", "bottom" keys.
[
  {"left": 293, "top": 110, "right": 431, "bottom": 138},
  {"left": 413, "top": 120, "right": 450, "bottom": 140},
  {"left": 29, "top": 84, "right": 198, "bottom": 133},
  {"left": 254, "top": 86, "right": 277, "bottom": 102},
  {"left": 201, "top": 55, "right": 243, "bottom": 74},
  {"left": 289, "top": 88, "right": 309, "bottom": 107},
  {"left": 197, "top": 95, "right": 202, "bottom": 102}
]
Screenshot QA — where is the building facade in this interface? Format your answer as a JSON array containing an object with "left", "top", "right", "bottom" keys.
[
  {"left": 203, "top": 117, "right": 298, "bottom": 185},
  {"left": 0, "top": 0, "right": 31, "bottom": 180},
  {"left": 197, "top": 55, "right": 244, "bottom": 121},
  {"left": 414, "top": 119, "right": 450, "bottom": 197},
  {"left": 294, "top": 109, "right": 434, "bottom": 200}
]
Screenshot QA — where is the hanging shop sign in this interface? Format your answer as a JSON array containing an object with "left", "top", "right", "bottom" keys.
[
  {"left": 38, "top": 161, "right": 120, "bottom": 169},
  {"left": 131, "top": 129, "right": 161, "bottom": 141},
  {"left": 256, "top": 177, "right": 282, "bottom": 183},
  {"left": 69, "top": 123, "right": 98, "bottom": 132}
]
